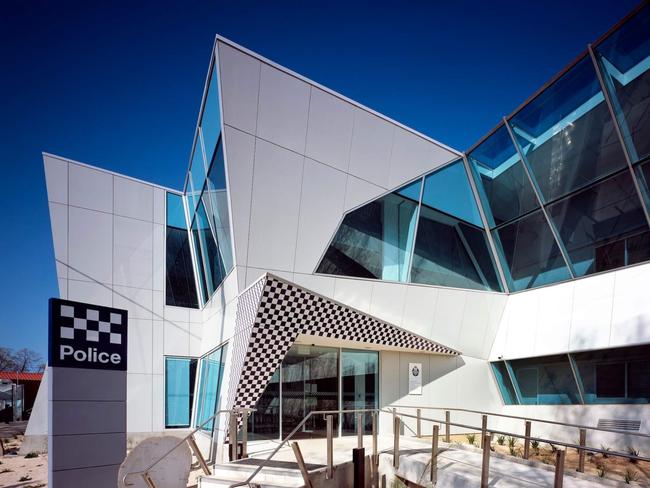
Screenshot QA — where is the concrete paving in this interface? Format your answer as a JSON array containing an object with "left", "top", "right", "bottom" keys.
[{"left": 199, "top": 436, "right": 606, "bottom": 487}]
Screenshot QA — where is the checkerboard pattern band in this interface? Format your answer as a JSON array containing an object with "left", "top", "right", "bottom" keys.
[{"left": 229, "top": 275, "right": 459, "bottom": 411}]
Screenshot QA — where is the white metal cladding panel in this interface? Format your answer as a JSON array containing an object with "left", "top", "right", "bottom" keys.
[{"left": 232, "top": 275, "right": 459, "bottom": 410}]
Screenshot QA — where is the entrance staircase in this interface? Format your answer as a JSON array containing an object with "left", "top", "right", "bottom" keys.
[{"left": 198, "top": 461, "right": 306, "bottom": 488}]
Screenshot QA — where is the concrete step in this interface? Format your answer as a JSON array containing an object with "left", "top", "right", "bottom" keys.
[{"left": 199, "top": 461, "right": 307, "bottom": 488}]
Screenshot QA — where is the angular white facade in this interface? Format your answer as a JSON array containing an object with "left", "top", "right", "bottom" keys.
[{"left": 36, "top": 21, "right": 650, "bottom": 455}]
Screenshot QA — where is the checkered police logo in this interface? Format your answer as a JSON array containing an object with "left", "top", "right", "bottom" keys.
[{"left": 49, "top": 298, "right": 128, "bottom": 371}]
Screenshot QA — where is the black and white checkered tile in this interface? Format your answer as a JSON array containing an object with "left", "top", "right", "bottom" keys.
[
  {"left": 59, "top": 303, "right": 124, "bottom": 345},
  {"left": 228, "top": 275, "right": 459, "bottom": 411}
]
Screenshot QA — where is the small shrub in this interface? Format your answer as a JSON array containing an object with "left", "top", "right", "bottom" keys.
[
  {"left": 466, "top": 433, "right": 476, "bottom": 445},
  {"left": 601, "top": 444, "right": 610, "bottom": 458},
  {"left": 596, "top": 462, "right": 606, "bottom": 478},
  {"left": 496, "top": 435, "right": 505, "bottom": 446},
  {"left": 628, "top": 446, "right": 640, "bottom": 463},
  {"left": 509, "top": 445, "right": 520, "bottom": 457},
  {"left": 531, "top": 439, "right": 540, "bottom": 454},
  {"left": 625, "top": 468, "right": 639, "bottom": 484},
  {"left": 19, "top": 475, "right": 32, "bottom": 482},
  {"left": 548, "top": 442, "right": 558, "bottom": 453},
  {"left": 24, "top": 452, "right": 39, "bottom": 459},
  {"left": 507, "top": 436, "right": 517, "bottom": 448}
]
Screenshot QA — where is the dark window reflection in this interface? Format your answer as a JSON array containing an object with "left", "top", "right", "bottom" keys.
[
  {"left": 342, "top": 350, "right": 378, "bottom": 435},
  {"left": 247, "top": 369, "right": 280, "bottom": 441},
  {"left": 547, "top": 170, "right": 650, "bottom": 276},
  {"left": 509, "top": 355, "right": 581, "bottom": 405},
  {"left": 493, "top": 210, "right": 571, "bottom": 291},
  {"left": 165, "top": 193, "right": 199, "bottom": 308},
  {"left": 490, "top": 362, "right": 518, "bottom": 405}
]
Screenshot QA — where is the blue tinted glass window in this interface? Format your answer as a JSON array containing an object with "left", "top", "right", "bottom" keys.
[
  {"left": 596, "top": 5, "right": 650, "bottom": 161},
  {"left": 165, "top": 357, "right": 197, "bottom": 428},
  {"left": 166, "top": 193, "right": 187, "bottom": 229},
  {"left": 490, "top": 362, "right": 518, "bottom": 405},
  {"left": 420, "top": 160, "right": 483, "bottom": 226},
  {"left": 203, "top": 140, "right": 233, "bottom": 273},
  {"left": 547, "top": 170, "right": 650, "bottom": 276},
  {"left": 188, "top": 136, "right": 207, "bottom": 215},
  {"left": 509, "top": 355, "right": 580, "bottom": 405},
  {"left": 468, "top": 125, "right": 540, "bottom": 227},
  {"left": 191, "top": 201, "right": 226, "bottom": 300},
  {"left": 200, "top": 62, "right": 221, "bottom": 166},
  {"left": 493, "top": 210, "right": 571, "bottom": 291},
  {"left": 166, "top": 193, "right": 198, "bottom": 308},
  {"left": 410, "top": 160, "right": 502, "bottom": 291},
  {"left": 195, "top": 345, "right": 227, "bottom": 431},
  {"left": 317, "top": 181, "right": 421, "bottom": 282},
  {"left": 510, "top": 56, "right": 626, "bottom": 202}
]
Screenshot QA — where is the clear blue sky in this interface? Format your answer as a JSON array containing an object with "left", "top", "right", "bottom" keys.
[{"left": 0, "top": 0, "right": 638, "bottom": 359}]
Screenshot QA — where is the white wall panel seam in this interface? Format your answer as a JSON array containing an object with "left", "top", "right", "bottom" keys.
[
  {"left": 607, "top": 271, "right": 617, "bottom": 347},
  {"left": 44, "top": 152, "right": 181, "bottom": 194},
  {"left": 213, "top": 37, "right": 462, "bottom": 158}
]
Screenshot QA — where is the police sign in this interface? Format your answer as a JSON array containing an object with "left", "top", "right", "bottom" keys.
[{"left": 48, "top": 298, "right": 128, "bottom": 371}]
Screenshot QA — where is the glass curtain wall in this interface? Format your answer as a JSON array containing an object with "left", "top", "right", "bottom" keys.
[
  {"left": 183, "top": 54, "right": 234, "bottom": 305},
  {"left": 491, "top": 344, "right": 650, "bottom": 405},
  {"left": 165, "top": 193, "right": 199, "bottom": 308},
  {"left": 317, "top": 162, "right": 503, "bottom": 292},
  {"left": 165, "top": 357, "right": 198, "bottom": 428},
  {"left": 194, "top": 344, "right": 228, "bottom": 432},
  {"left": 468, "top": 6, "right": 650, "bottom": 290},
  {"left": 247, "top": 345, "right": 379, "bottom": 440}
]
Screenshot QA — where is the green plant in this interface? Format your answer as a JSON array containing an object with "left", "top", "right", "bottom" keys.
[
  {"left": 507, "top": 436, "right": 517, "bottom": 448},
  {"left": 509, "top": 445, "right": 521, "bottom": 457},
  {"left": 596, "top": 463, "right": 607, "bottom": 478},
  {"left": 625, "top": 468, "right": 639, "bottom": 484},
  {"left": 496, "top": 435, "right": 505, "bottom": 446},
  {"left": 548, "top": 442, "right": 558, "bottom": 453},
  {"left": 628, "top": 446, "right": 640, "bottom": 463},
  {"left": 466, "top": 433, "right": 476, "bottom": 445},
  {"left": 24, "top": 452, "right": 38, "bottom": 459}
]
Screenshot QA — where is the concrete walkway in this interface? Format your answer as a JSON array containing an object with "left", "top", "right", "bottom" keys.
[{"left": 225, "top": 436, "right": 606, "bottom": 487}]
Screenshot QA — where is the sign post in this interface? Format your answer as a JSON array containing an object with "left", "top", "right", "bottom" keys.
[{"left": 48, "top": 298, "right": 128, "bottom": 487}]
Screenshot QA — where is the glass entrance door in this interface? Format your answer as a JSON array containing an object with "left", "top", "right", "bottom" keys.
[
  {"left": 342, "top": 349, "right": 379, "bottom": 435},
  {"left": 281, "top": 345, "right": 339, "bottom": 439}
]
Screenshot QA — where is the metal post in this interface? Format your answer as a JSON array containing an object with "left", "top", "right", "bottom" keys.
[
  {"left": 186, "top": 435, "right": 211, "bottom": 475},
  {"left": 142, "top": 472, "right": 157, "bottom": 488},
  {"left": 577, "top": 429, "right": 586, "bottom": 473},
  {"left": 326, "top": 415, "right": 334, "bottom": 480},
  {"left": 291, "top": 442, "right": 314, "bottom": 488},
  {"left": 554, "top": 450, "right": 566, "bottom": 488},
  {"left": 445, "top": 410, "right": 450, "bottom": 443},
  {"left": 229, "top": 411, "right": 238, "bottom": 461},
  {"left": 353, "top": 447, "right": 365, "bottom": 488},
  {"left": 372, "top": 412, "right": 378, "bottom": 467},
  {"left": 241, "top": 411, "right": 248, "bottom": 459},
  {"left": 393, "top": 415, "right": 400, "bottom": 469},
  {"left": 417, "top": 408, "right": 421, "bottom": 438},
  {"left": 481, "top": 434, "right": 491, "bottom": 488},
  {"left": 357, "top": 413, "right": 364, "bottom": 448},
  {"left": 481, "top": 415, "right": 487, "bottom": 448},
  {"left": 431, "top": 424, "right": 439, "bottom": 484},
  {"left": 523, "top": 421, "right": 531, "bottom": 460}
]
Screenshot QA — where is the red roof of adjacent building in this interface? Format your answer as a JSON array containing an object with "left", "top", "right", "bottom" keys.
[{"left": 0, "top": 372, "right": 43, "bottom": 381}]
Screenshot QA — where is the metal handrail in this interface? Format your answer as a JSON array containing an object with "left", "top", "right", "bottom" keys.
[
  {"left": 395, "top": 405, "right": 650, "bottom": 439},
  {"left": 122, "top": 407, "right": 254, "bottom": 486},
  {"left": 229, "top": 408, "right": 378, "bottom": 488},
  {"left": 383, "top": 408, "right": 650, "bottom": 463}
]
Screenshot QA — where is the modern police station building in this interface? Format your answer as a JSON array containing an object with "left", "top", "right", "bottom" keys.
[{"left": 28, "top": 3, "right": 650, "bottom": 455}]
